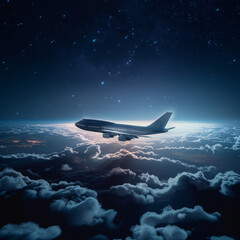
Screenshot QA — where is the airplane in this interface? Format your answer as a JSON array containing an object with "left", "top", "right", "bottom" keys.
[{"left": 75, "top": 112, "right": 174, "bottom": 141}]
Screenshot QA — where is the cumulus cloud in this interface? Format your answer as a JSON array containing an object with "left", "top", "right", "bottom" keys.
[
  {"left": 140, "top": 205, "right": 220, "bottom": 226},
  {"left": 0, "top": 168, "right": 29, "bottom": 191},
  {"left": 107, "top": 167, "right": 136, "bottom": 177},
  {"left": 0, "top": 222, "right": 61, "bottom": 240},
  {"left": 205, "top": 144, "right": 223, "bottom": 153},
  {"left": 157, "top": 225, "right": 190, "bottom": 240},
  {"left": 131, "top": 146, "right": 154, "bottom": 151},
  {"left": 110, "top": 182, "right": 155, "bottom": 204},
  {"left": 51, "top": 197, "right": 117, "bottom": 227},
  {"left": 110, "top": 172, "right": 207, "bottom": 204},
  {"left": 210, "top": 171, "right": 240, "bottom": 197},
  {"left": 126, "top": 224, "right": 190, "bottom": 240},
  {"left": 138, "top": 172, "right": 162, "bottom": 188},
  {"left": 125, "top": 205, "right": 219, "bottom": 240},
  {"left": 61, "top": 163, "right": 72, "bottom": 171},
  {"left": 97, "top": 147, "right": 216, "bottom": 176},
  {"left": 0, "top": 168, "right": 117, "bottom": 228},
  {"left": 26, "top": 169, "right": 41, "bottom": 178},
  {"left": 231, "top": 136, "right": 240, "bottom": 150},
  {"left": 110, "top": 171, "right": 240, "bottom": 203},
  {"left": 97, "top": 149, "right": 137, "bottom": 161},
  {"left": 126, "top": 224, "right": 164, "bottom": 240}
]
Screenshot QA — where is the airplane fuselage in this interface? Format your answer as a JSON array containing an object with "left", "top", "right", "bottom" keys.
[
  {"left": 75, "top": 112, "right": 173, "bottom": 141},
  {"left": 75, "top": 119, "right": 168, "bottom": 141}
]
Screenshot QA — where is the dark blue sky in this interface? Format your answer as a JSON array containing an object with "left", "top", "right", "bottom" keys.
[{"left": 1, "top": 0, "right": 240, "bottom": 121}]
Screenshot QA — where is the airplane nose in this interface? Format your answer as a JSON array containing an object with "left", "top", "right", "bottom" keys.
[
  {"left": 75, "top": 120, "right": 84, "bottom": 128},
  {"left": 75, "top": 121, "right": 81, "bottom": 127}
]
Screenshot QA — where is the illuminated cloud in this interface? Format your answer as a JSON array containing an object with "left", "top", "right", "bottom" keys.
[
  {"left": 156, "top": 144, "right": 223, "bottom": 153},
  {"left": 231, "top": 136, "right": 240, "bottom": 150},
  {"left": 61, "top": 164, "right": 72, "bottom": 171},
  {"left": 140, "top": 205, "right": 220, "bottom": 226},
  {"left": 0, "top": 222, "right": 61, "bottom": 240},
  {"left": 0, "top": 168, "right": 117, "bottom": 228},
  {"left": 126, "top": 205, "right": 220, "bottom": 240},
  {"left": 107, "top": 167, "right": 136, "bottom": 177},
  {"left": 51, "top": 197, "right": 117, "bottom": 228},
  {"left": 126, "top": 224, "right": 190, "bottom": 240},
  {"left": 110, "top": 171, "right": 240, "bottom": 203}
]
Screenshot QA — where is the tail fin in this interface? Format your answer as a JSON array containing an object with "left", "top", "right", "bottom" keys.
[{"left": 148, "top": 112, "right": 172, "bottom": 129}]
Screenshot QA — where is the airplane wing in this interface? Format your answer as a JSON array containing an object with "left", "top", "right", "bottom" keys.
[{"left": 103, "top": 129, "right": 149, "bottom": 141}]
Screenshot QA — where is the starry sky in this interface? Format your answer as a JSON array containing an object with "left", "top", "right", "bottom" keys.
[{"left": 1, "top": 0, "right": 240, "bottom": 122}]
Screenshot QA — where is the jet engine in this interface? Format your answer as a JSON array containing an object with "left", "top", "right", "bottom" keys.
[
  {"left": 103, "top": 133, "right": 115, "bottom": 138},
  {"left": 118, "top": 135, "right": 131, "bottom": 141}
]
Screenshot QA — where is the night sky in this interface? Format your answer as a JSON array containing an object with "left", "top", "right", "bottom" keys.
[{"left": 1, "top": 0, "right": 240, "bottom": 121}]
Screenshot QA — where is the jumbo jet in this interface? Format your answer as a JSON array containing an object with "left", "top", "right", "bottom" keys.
[{"left": 75, "top": 112, "right": 174, "bottom": 141}]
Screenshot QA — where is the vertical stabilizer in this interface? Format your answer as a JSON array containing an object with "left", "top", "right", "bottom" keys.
[{"left": 148, "top": 112, "right": 172, "bottom": 129}]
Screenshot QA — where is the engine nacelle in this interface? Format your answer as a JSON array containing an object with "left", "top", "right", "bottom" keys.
[
  {"left": 118, "top": 135, "right": 131, "bottom": 141},
  {"left": 103, "top": 133, "right": 115, "bottom": 138}
]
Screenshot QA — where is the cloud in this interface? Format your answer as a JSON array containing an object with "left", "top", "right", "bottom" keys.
[
  {"left": 64, "top": 146, "right": 78, "bottom": 154},
  {"left": 110, "top": 171, "right": 240, "bottom": 203},
  {"left": 110, "top": 182, "right": 155, "bottom": 204},
  {"left": 107, "top": 167, "right": 136, "bottom": 177},
  {"left": 126, "top": 224, "right": 164, "bottom": 240},
  {"left": 26, "top": 169, "right": 41, "bottom": 178},
  {"left": 156, "top": 144, "right": 223, "bottom": 153},
  {"left": 125, "top": 205, "right": 219, "bottom": 240},
  {"left": 97, "top": 149, "right": 137, "bottom": 161},
  {"left": 83, "top": 144, "right": 101, "bottom": 158},
  {"left": 205, "top": 144, "right": 223, "bottom": 153},
  {"left": 51, "top": 197, "right": 117, "bottom": 228},
  {"left": 0, "top": 168, "right": 117, "bottom": 228},
  {"left": 126, "top": 224, "right": 190, "bottom": 240},
  {"left": 0, "top": 142, "right": 101, "bottom": 170},
  {"left": 131, "top": 146, "right": 154, "bottom": 151},
  {"left": 0, "top": 145, "right": 6, "bottom": 149},
  {"left": 231, "top": 136, "right": 240, "bottom": 150},
  {"left": 98, "top": 147, "right": 216, "bottom": 176},
  {"left": 0, "top": 168, "right": 29, "bottom": 191},
  {"left": 138, "top": 172, "right": 162, "bottom": 188},
  {"left": 110, "top": 172, "right": 207, "bottom": 204},
  {"left": 208, "top": 236, "right": 235, "bottom": 240},
  {"left": 90, "top": 235, "right": 110, "bottom": 240},
  {"left": 0, "top": 153, "right": 57, "bottom": 160},
  {"left": 157, "top": 225, "right": 190, "bottom": 240},
  {"left": 140, "top": 205, "right": 220, "bottom": 226},
  {"left": 210, "top": 171, "right": 240, "bottom": 197},
  {"left": 61, "top": 164, "right": 72, "bottom": 171},
  {"left": 0, "top": 222, "right": 61, "bottom": 240}
]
